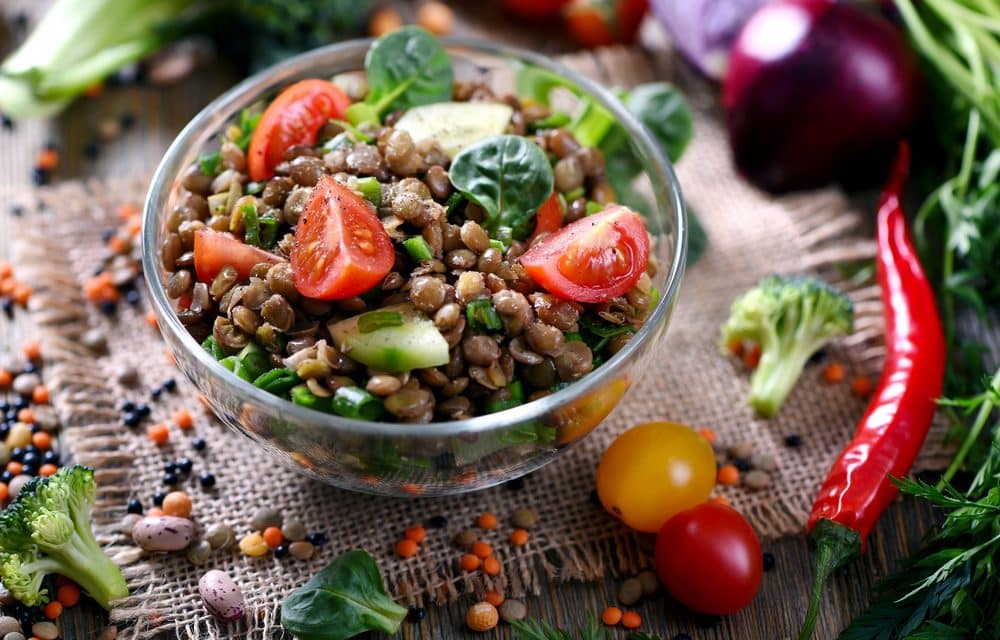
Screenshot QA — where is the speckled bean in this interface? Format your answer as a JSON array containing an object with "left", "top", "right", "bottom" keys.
[
  {"left": 199, "top": 570, "right": 246, "bottom": 621},
  {"left": 132, "top": 516, "right": 196, "bottom": 551}
]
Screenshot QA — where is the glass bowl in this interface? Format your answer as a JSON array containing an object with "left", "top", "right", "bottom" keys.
[{"left": 141, "top": 38, "right": 687, "bottom": 496}]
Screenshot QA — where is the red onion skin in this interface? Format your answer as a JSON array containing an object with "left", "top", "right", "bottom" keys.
[{"left": 723, "top": 0, "right": 925, "bottom": 193}]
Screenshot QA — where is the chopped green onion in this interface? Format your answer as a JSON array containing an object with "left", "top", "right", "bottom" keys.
[
  {"left": 564, "top": 331, "right": 583, "bottom": 342},
  {"left": 585, "top": 201, "right": 604, "bottom": 215},
  {"left": 245, "top": 181, "right": 264, "bottom": 196},
  {"left": 579, "top": 315, "right": 636, "bottom": 352},
  {"left": 486, "top": 380, "right": 524, "bottom": 414},
  {"left": 350, "top": 176, "right": 382, "bottom": 207},
  {"left": 201, "top": 335, "right": 225, "bottom": 360},
  {"left": 528, "top": 111, "right": 572, "bottom": 131},
  {"left": 242, "top": 203, "right": 261, "bottom": 247},
  {"left": 290, "top": 385, "right": 331, "bottom": 412},
  {"left": 488, "top": 239, "right": 505, "bottom": 253},
  {"left": 219, "top": 355, "right": 253, "bottom": 381},
  {"left": 237, "top": 343, "right": 270, "bottom": 380},
  {"left": 345, "top": 102, "right": 380, "bottom": 127},
  {"left": 235, "top": 109, "right": 262, "bottom": 150},
  {"left": 252, "top": 368, "right": 300, "bottom": 396},
  {"left": 649, "top": 287, "right": 660, "bottom": 311},
  {"left": 358, "top": 310, "right": 404, "bottom": 333},
  {"left": 403, "top": 236, "right": 434, "bottom": 262},
  {"left": 466, "top": 300, "right": 503, "bottom": 332},
  {"left": 198, "top": 152, "right": 221, "bottom": 176},
  {"left": 330, "top": 118, "right": 374, "bottom": 143},
  {"left": 564, "top": 186, "right": 585, "bottom": 202},
  {"left": 332, "top": 386, "right": 384, "bottom": 421},
  {"left": 496, "top": 226, "right": 513, "bottom": 248},
  {"left": 258, "top": 213, "right": 279, "bottom": 248},
  {"left": 498, "top": 420, "right": 557, "bottom": 444},
  {"left": 445, "top": 191, "right": 465, "bottom": 216}
]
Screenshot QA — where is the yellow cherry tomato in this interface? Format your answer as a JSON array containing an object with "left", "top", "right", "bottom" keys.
[{"left": 596, "top": 421, "right": 716, "bottom": 532}]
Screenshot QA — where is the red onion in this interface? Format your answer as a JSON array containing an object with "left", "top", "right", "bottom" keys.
[{"left": 723, "top": 0, "right": 924, "bottom": 192}]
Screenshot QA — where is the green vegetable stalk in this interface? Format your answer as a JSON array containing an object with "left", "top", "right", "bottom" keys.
[
  {"left": 281, "top": 549, "right": 407, "bottom": 640},
  {"left": 720, "top": 275, "right": 853, "bottom": 417},
  {"left": 0, "top": 466, "right": 129, "bottom": 609}
]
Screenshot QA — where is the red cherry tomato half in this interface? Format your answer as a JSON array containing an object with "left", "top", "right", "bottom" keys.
[
  {"left": 193, "top": 229, "right": 281, "bottom": 283},
  {"left": 248, "top": 79, "right": 350, "bottom": 182},
  {"left": 527, "top": 193, "right": 564, "bottom": 246},
  {"left": 655, "top": 502, "right": 763, "bottom": 615},
  {"left": 503, "top": 0, "right": 569, "bottom": 21},
  {"left": 564, "top": 0, "right": 649, "bottom": 48},
  {"left": 291, "top": 175, "right": 394, "bottom": 300},
  {"left": 519, "top": 204, "right": 649, "bottom": 303}
]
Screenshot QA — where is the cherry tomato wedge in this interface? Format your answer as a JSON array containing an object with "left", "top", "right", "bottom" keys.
[
  {"left": 565, "top": 0, "right": 649, "bottom": 48},
  {"left": 527, "top": 193, "right": 564, "bottom": 246},
  {"left": 193, "top": 229, "right": 281, "bottom": 283},
  {"left": 248, "top": 79, "right": 350, "bottom": 182},
  {"left": 503, "top": 0, "right": 569, "bottom": 21},
  {"left": 519, "top": 204, "right": 649, "bottom": 303},
  {"left": 291, "top": 175, "right": 394, "bottom": 300},
  {"left": 655, "top": 502, "right": 763, "bottom": 615}
]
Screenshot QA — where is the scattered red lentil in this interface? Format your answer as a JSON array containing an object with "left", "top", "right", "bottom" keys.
[
  {"left": 484, "top": 590, "right": 505, "bottom": 607},
  {"left": 404, "top": 526, "right": 426, "bottom": 543},
  {"left": 11, "top": 284, "right": 31, "bottom": 306},
  {"left": 22, "top": 340, "right": 42, "bottom": 361},
  {"left": 621, "top": 611, "right": 642, "bottom": 629},
  {"left": 5, "top": 462, "right": 22, "bottom": 475},
  {"left": 0, "top": 262, "right": 11, "bottom": 278},
  {"left": 696, "top": 427, "right": 716, "bottom": 443},
  {"left": 0, "top": 483, "right": 8, "bottom": 502},
  {"left": 482, "top": 556, "right": 501, "bottom": 576},
  {"left": 396, "top": 538, "right": 419, "bottom": 558},
  {"left": 742, "top": 343, "right": 762, "bottom": 369},
  {"left": 476, "top": 512, "right": 498, "bottom": 529},
  {"left": 172, "top": 409, "right": 194, "bottom": 430},
  {"left": 717, "top": 464, "right": 740, "bottom": 486},
  {"left": 147, "top": 423, "right": 170, "bottom": 445},
  {"left": 56, "top": 583, "right": 81, "bottom": 607},
  {"left": 851, "top": 375, "right": 874, "bottom": 397},
  {"left": 401, "top": 482, "right": 424, "bottom": 495},
  {"left": 460, "top": 554, "right": 481, "bottom": 571},
  {"left": 262, "top": 527, "right": 284, "bottom": 548},
  {"left": 31, "top": 431, "right": 52, "bottom": 450},
  {"left": 161, "top": 491, "right": 192, "bottom": 518},
  {"left": 726, "top": 339, "right": 745, "bottom": 357},
  {"left": 471, "top": 541, "right": 492, "bottom": 559},
  {"left": 17, "top": 408, "right": 34, "bottom": 424},
  {"left": 369, "top": 7, "right": 403, "bottom": 37},
  {"left": 84, "top": 83, "right": 104, "bottom": 98},
  {"left": 37, "top": 148, "right": 59, "bottom": 172},
  {"left": 145, "top": 310, "right": 159, "bottom": 329},
  {"left": 822, "top": 362, "right": 846, "bottom": 383},
  {"left": 83, "top": 272, "right": 119, "bottom": 303},
  {"left": 601, "top": 607, "right": 623, "bottom": 625},
  {"left": 0, "top": 369, "right": 11, "bottom": 390},
  {"left": 709, "top": 495, "right": 730, "bottom": 506},
  {"left": 125, "top": 215, "right": 142, "bottom": 236},
  {"left": 38, "top": 464, "right": 58, "bottom": 477},
  {"left": 510, "top": 529, "right": 529, "bottom": 546},
  {"left": 146, "top": 507, "right": 164, "bottom": 517},
  {"left": 43, "top": 600, "right": 63, "bottom": 619},
  {"left": 0, "top": 279, "right": 13, "bottom": 297},
  {"left": 31, "top": 385, "right": 49, "bottom": 404}
]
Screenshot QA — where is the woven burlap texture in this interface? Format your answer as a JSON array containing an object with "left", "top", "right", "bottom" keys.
[{"left": 11, "top": 48, "right": 949, "bottom": 640}]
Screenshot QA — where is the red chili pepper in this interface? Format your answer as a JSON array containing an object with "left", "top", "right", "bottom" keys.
[{"left": 798, "top": 142, "right": 945, "bottom": 640}]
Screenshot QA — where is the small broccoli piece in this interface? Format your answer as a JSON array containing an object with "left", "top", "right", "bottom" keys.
[
  {"left": 0, "top": 466, "right": 128, "bottom": 609},
  {"left": 721, "top": 275, "right": 853, "bottom": 417}
]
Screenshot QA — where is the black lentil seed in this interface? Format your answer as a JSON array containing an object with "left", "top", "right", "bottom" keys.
[
  {"left": 5, "top": 409, "right": 17, "bottom": 422},
  {"left": 274, "top": 544, "right": 289, "bottom": 558},
  {"left": 164, "top": 461, "right": 178, "bottom": 474},
  {"left": 151, "top": 386, "right": 163, "bottom": 400},
  {"left": 2, "top": 299, "right": 14, "bottom": 318},
  {"left": 20, "top": 365, "right": 35, "bottom": 377},
  {"left": 9, "top": 447, "right": 24, "bottom": 462},
  {"left": 21, "top": 451, "right": 39, "bottom": 467},
  {"left": 83, "top": 140, "right": 100, "bottom": 159},
  {"left": 733, "top": 458, "right": 751, "bottom": 472},
  {"left": 784, "top": 434, "right": 803, "bottom": 447},
  {"left": 120, "top": 401, "right": 136, "bottom": 412},
  {"left": 136, "top": 403, "right": 151, "bottom": 417},
  {"left": 24, "top": 444, "right": 37, "bottom": 454},
  {"left": 762, "top": 551, "right": 775, "bottom": 571},
  {"left": 31, "top": 167, "right": 49, "bottom": 185},
  {"left": 9, "top": 204, "right": 23, "bottom": 216},
  {"left": 0, "top": 471, "right": 12, "bottom": 483},
  {"left": 163, "top": 378, "right": 177, "bottom": 392},
  {"left": 0, "top": 114, "right": 12, "bottom": 130},
  {"left": 306, "top": 532, "right": 328, "bottom": 546},
  {"left": 123, "top": 411, "right": 140, "bottom": 427},
  {"left": 30, "top": 423, "right": 41, "bottom": 433},
  {"left": 0, "top": 401, "right": 8, "bottom": 412},
  {"left": 199, "top": 472, "right": 216, "bottom": 488},
  {"left": 120, "top": 112, "right": 136, "bottom": 129},
  {"left": 21, "top": 464, "right": 36, "bottom": 476},
  {"left": 162, "top": 472, "right": 179, "bottom": 485},
  {"left": 126, "top": 289, "right": 141, "bottom": 305},
  {"left": 152, "top": 491, "right": 167, "bottom": 506},
  {"left": 177, "top": 457, "right": 193, "bottom": 474},
  {"left": 807, "top": 348, "right": 828, "bottom": 365},
  {"left": 0, "top": 425, "right": 9, "bottom": 441},
  {"left": 42, "top": 450, "right": 59, "bottom": 465},
  {"left": 589, "top": 488, "right": 601, "bottom": 506},
  {"left": 426, "top": 515, "right": 448, "bottom": 529},
  {"left": 127, "top": 499, "right": 143, "bottom": 514},
  {"left": 99, "top": 301, "right": 117, "bottom": 315},
  {"left": 192, "top": 438, "right": 207, "bottom": 452},
  {"left": 697, "top": 614, "right": 722, "bottom": 628},
  {"left": 407, "top": 606, "right": 426, "bottom": 622}
]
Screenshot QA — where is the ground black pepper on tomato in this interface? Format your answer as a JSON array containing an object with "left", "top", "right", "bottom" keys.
[{"left": 798, "top": 143, "right": 946, "bottom": 640}]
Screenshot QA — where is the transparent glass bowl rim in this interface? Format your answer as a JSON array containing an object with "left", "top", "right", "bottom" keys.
[{"left": 141, "top": 36, "right": 688, "bottom": 438}]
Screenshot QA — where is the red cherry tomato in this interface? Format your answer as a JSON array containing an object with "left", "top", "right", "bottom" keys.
[
  {"left": 527, "top": 193, "right": 564, "bottom": 246},
  {"left": 503, "top": 0, "right": 569, "bottom": 21},
  {"left": 519, "top": 204, "right": 649, "bottom": 303},
  {"left": 655, "top": 502, "right": 763, "bottom": 615},
  {"left": 248, "top": 79, "right": 350, "bottom": 182},
  {"left": 193, "top": 229, "right": 281, "bottom": 283},
  {"left": 564, "top": 0, "right": 648, "bottom": 48},
  {"left": 291, "top": 175, "right": 394, "bottom": 300}
]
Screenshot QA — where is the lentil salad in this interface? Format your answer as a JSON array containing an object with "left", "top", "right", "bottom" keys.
[{"left": 159, "top": 27, "right": 659, "bottom": 424}]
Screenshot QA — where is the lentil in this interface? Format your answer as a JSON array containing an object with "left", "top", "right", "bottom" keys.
[
  {"left": 281, "top": 520, "right": 307, "bottom": 542},
  {"left": 262, "top": 526, "right": 284, "bottom": 548},
  {"left": 483, "top": 556, "right": 501, "bottom": 576},
  {"left": 717, "top": 464, "right": 740, "bottom": 486},
  {"left": 206, "top": 523, "right": 235, "bottom": 550},
  {"left": 30, "top": 622, "right": 58, "bottom": 640},
  {"left": 621, "top": 611, "right": 642, "bottom": 629},
  {"left": 499, "top": 599, "right": 527, "bottom": 623},
  {"left": 56, "top": 583, "right": 81, "bottom": 607},
  {"left": 822, "top": 362, "right": 846, "bottom": 383},
  {"left": 289, "top": 540, "right": 315, "bottom": 560},
  {"left": 601, "top": 607, "right": 623, "bottom": 626},
  {"left": 762, "top": 551, "right": 776, "bottom": 571},
  {"left": 404, "top": 526, "right": 427, "bottom": 543},
  {"left": 465, "top": 602, "right": 499, "bottom": 632},
  {"left": 743, "top": 469, "right": 772, "bottom": 490},
  {"left": 460, "top": 554, "right": 481, "bottom": 571},
  {"left": 161, "top": 491, "right": 193, "bottom": 518},
  {"left": 250, "top": 507, "right": 282, "bottom": 531},
  {"left": 510, "top": 529, "right": 529, "bottom": 546},
  {"left": 484, "top": 590, "right": 505, "bottom": 607},
  {"left": 453, "top": 529, "right": 478, "bottom": 548},
  {"left": 186, "top": 540, "right": 212, "bottom": 564},
  {"left": 617, "top": 578, "right": 643, "bottom": 605},
  {"left": 636, "top": 570, "right": 659, "bottom": 596},
  {"left": 239, "top": 532, "right": 270, "bottom": 557}
]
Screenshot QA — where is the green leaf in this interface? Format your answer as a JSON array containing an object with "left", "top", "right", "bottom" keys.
[
  {"left": 449, "top": 134, "right": 554, "bottom": 239},
  {"left": 363, "top": 26, "right": 453, "bottom": 119},
  {"left": 624, "top": 82, "right": 693, "bottom": 163},
  {"left": 280, "top": 550, "right": 407, "bottom": 640}
]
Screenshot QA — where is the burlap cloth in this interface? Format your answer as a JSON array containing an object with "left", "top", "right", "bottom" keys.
[{"left": 9, "top": 48, "right": 949, "bottom": 639}]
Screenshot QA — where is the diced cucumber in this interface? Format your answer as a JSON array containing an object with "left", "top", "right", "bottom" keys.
[
  {"left": 328, "top": 303, "right": 449, "bottom": 373},
  {"left": 394, "top": 102, "right": 514, "bottom": 158}
]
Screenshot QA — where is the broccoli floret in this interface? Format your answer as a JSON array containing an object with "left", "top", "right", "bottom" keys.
[
  {"left": 0, "top": 466, "right": 128, "bottom": 609},
  {"left": 721, "top": 275, "right": 853, "bottom": 417}
]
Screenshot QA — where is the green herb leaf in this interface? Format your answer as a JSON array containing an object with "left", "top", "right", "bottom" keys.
[
  {"left": 624, "top": 82, "right": 693, "bottom": 162},
  {"left": 510, "top": 614, "right": 609, "bottom": 640},
  {"left": 449, "top": 134, "right": 554, "bottom": 239},
  {"left": 252, "top": 368, "right": 300, "bottom": 396},
  {"left": 281, "top": 549, "right": 407, "bottom": 640},
  {"left": 466, "top": 300, "right": 503, "bottom": 332},
  {"left": 242, "top": 203, "right": 261, "bottom": 247},
  {"left": 403, "top": 236, "right": 434, "bottom": 262},
  {"left": 362, "top": 26, "right": 453, "bottom": 121},
  {"left": 198, "top": 151, "right": 222, "bottom": 176}
]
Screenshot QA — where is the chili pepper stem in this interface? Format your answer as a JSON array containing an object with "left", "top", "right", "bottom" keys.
[{"left": 798, "top": 519, "right": 861, "bottom": 640}]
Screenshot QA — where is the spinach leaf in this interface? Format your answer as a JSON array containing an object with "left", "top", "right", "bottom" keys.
[
  {"left": 449, "top": 134, "right": 554, "bottom": 239},
  {"left": 348, "top": 26, "right": 453, "bottom": 125},
  {"left": 623, "top": 82, "right": 692, "bottom": 163},
  {"left": 281, "top": 550, "right": 407, "bottom": 640}
]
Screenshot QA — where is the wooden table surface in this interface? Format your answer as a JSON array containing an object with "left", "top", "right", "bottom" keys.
[{"left": 0, "top": 3, "right": 942, "bottom": 639}]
